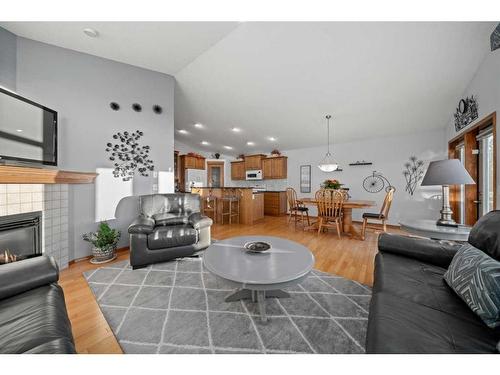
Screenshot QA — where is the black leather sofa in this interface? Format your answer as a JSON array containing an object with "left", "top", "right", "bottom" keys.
[
  {"left": 0, "top": 256, "right": 76, "bottom": 354},
  {"left": 128, "top": 193, "right": 213, "bottom": 269},
  {"left": 366, "top": 211, "right": 500, "bottom": 353}
]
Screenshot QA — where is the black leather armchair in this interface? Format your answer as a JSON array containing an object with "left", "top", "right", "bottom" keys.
[
  {"left": 128, "top": 193, "right": 213, "bottom": 269},
  {"left": 0, "top": 256, "right": 76, "bottom": 354},
  {"left": 367, "top": 212, "right": 500, "bottom": 353}
]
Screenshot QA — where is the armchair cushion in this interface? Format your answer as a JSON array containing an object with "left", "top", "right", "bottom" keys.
[
  {"left": 128, "top": 216, "right": 155, "bottom": 235},
  {"left": 468, "top": 210, "right": 500, "bottom": 261},
  {"left": 188, "top": 212, "right": 213, "bottom": 230},
  {"left": 147, "top": 225, "right": 198, "bottom": 250},
  {"left": 378, "top": 233, "right": 461, "bottom": 269},
  {"left": 0, "top": 256, "right": 58, "bottom": 300},
  {"left": 363, "top": 212, "right": 385, "bottom": 219},
  {"left": 153, "top": 212, "right": 189, "bottom": 226}
]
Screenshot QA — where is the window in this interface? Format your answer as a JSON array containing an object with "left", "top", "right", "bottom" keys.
[
  {"left": 477, "top": 127, "right": 494, "bottom": 217},
  {"left": 455, "top": 142, "right": 465, "bottom": 224}
]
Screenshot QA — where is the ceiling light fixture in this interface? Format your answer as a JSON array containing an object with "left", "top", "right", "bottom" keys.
[
  {"left": 318, "top": 115, "right": 338, "bottom": 172},
  {"left": 178, "top": 129, "right": 188, "bottom": 134},
  {"left": 201, "top": 141, "right": 210, "bottom": 145},
  {"left": 83, "top": 28, "right": 99, "bottom": 38},
  {"left": 268, "top": 137, "right": 276, "bottom": 142},
  {"left": 246, "top": 141, "right": 255, "bottom": 146},
  {"left": 223, "top": 146, "right": 233, "bottom": 150},
  {"left": 16, "top": 129, "right": 23, "bottom": 133},
  {"left": 194, "top": 123, "right": 203, "bottom": 128},
  {"left": 231, "top": 127, "right": 241, "bottom": 132}
]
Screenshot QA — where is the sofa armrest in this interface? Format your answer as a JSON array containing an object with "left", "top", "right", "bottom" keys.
[
  {"left": 0, "top": 256, "right": 59, "bottom": 300},
  {"left": 188, "top": 212, "right": 213, "bottom": 230},
  {"left": 378, "top": 233, "right": 462, "bottom": 268},
  {"left": 128, "top": 216, "right": 155, "bottom": 234}
]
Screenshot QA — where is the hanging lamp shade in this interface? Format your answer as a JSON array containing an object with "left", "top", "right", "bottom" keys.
[{"left": 318, "top": 115, "right": 338, "bottom": 172}]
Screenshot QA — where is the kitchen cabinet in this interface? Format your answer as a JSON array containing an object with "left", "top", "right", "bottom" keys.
[
  {"left": 230, "top": 161, "right": 246, "bottom": 180},
  {"left": 180, "top": 155, "right": 205, "bottom": 170},
  {"left": 262, "top": 156, "right": 287, "bottom": 179},
  {"left": 244, "top": 154, "right": 266, "bottom": 171},
  {"left": 264, "top": 191, "right": 287, "bottom": 216}
]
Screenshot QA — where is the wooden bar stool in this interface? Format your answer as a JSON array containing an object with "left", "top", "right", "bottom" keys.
[
  {"left": 219, "top": 188, "right": 240, "bottom": 224},
  {"left": 202, "top": 194, "right": 218, "bottom": 224}
]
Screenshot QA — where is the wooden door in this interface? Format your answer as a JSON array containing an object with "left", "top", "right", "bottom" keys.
[
  {"left": 262, "top": 158, "right": 273, "bottom": 179},
  {"left": 207, "top": 161, "right": 224, "bottom": 187}
]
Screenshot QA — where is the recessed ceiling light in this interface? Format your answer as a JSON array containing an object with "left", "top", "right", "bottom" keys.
[
  {"left": 16, "top": 129, "right": 23, "bottom": 133},
  {"left": 194, "top": 123, "right": 204, "bottom": 128},
  {"left": 223, "top": 146, "right": 233, "bottom": 150},
  {"left": 268, "top": 137, "right": 277, "bottom": 142},
  {"left": 178, "top": 129, "right": 188, "bottom": 134},
  {"left": 83, "top": 28, "right": 99, "bottom": 38},
  {"left": 231, "top": 127, "right": 241, "bottom": 132},
  {"left": 246, "top": 141, "right": 255, "bottom": 146},
  {"left": 201, "top": 141, "right": 210, "bottom": 145}
]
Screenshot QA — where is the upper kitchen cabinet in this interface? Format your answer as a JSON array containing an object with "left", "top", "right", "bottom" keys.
[
  {"left": 180, "top": 154, "right": 206, "bottom": 170},
  {"left": 231, "top": 161, "right": 246, "bottom": 180},
  {"left": 262, "top": 156, "right": 287, "bottom": 179},
  {"left": 244, "top": 154, "right": 266, "bottom": 170}
]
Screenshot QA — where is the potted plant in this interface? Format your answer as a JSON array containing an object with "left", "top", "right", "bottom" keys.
[
  {"left": 321, "top": 179, "right": 343, "bottom": 190},
  {"left": 270, "top": 149, "right": 281, "bottom": 157},
  {"left": 83, "top": 221, "right": 121, "bottom": 264}
]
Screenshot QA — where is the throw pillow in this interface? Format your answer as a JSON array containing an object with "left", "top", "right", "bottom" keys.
[
  {"left": 468, "top": 210, "right": 500, "bottom": 261},
  {"left": 444, "top": 243, "right": 500, "bottom": 329}
]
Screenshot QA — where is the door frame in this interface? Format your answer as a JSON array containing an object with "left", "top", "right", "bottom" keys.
[
  {"left": 448, "top": 112, "right": 496, "bottom": 225},
  {"left": 206, "top": 161, "right": 225, "bottom": 187}
]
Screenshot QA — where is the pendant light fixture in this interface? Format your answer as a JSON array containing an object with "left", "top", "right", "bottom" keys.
[{"left": 318, "top": 114, "right": 338, "bottom": 172}]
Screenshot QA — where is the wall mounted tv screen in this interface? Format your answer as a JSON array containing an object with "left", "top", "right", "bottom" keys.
[{"left": 0, "top": 87, "right": 57, "bottom": 166}]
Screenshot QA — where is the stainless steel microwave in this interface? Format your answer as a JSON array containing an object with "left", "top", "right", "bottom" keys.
[{"left": 246, "top": 170, "right": 263, "bottom": 180}]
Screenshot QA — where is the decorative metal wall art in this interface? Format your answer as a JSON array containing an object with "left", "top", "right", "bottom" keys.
[
  {"left": 152, "top": 105, "right": 163, "bottom": 114},
  {"left": 491, "top": 23, "right": 500, "bottom": 52},
  {"left": 132, "top": 103, "right": 142, "bottom": 112},
  {"left": 105, "top": 130, "right": 154, "bottom": 181},
  {"left": 454, "top": 96, "right": 478, "bottom": 132},
  {"left": 109, "top": 102, "right": 120, "bottom": 111},
  {"left": 402, "top": 156, "right": 424, "bottom": 195},
  {"left": 363, "top": 171, "right": 394, "bottom": 193},
  {"left": 349, "top": 160, "right": 373, "bottom": 166},
  {"left": 300, "top": 165, "right": 312, "bottom": 193}
]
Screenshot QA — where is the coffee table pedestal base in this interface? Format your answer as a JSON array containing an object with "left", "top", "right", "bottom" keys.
[{"left": 225, "top": 289, "right": 290, "bottom": 322}]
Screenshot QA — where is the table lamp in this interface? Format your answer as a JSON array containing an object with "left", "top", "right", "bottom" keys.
[{"left": 421, "top": 159, "right": 475, "bottom": 227}]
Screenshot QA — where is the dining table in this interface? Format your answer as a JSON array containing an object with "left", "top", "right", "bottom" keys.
[{"left": 299, "top": 197, "right": 376, "bottom": 239}]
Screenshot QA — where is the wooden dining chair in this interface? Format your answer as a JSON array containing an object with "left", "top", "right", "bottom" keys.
[
  {"left": 316, "top": 189, "right": 345, "bottom": 239},
  {"left": 361, "top": 187, "right": 395, "bottom": 240},
  {"left": 286, "top": 187, "right": 310, "bottom": 228}
]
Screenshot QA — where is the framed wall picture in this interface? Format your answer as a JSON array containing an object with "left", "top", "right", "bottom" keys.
[{"left": 300, "top": 165, "right": 311, "bottom": 193}]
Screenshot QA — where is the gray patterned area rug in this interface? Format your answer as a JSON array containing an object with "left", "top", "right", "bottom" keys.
[{"left": 83, "top": 257, "right": 371, "bottom": 354}]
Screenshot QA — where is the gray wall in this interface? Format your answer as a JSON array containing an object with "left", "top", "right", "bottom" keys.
[
  {"left": 0, "top": 27, "right": 17, "bottom": 91},
  {"left": 12, "top": 37, "right": 175, "bottom": 260},
  {"left": 445, "top": 48, "right": 500, "bottom": 208}
]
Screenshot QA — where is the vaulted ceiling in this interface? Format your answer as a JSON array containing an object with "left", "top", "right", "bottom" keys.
[{"left": 1, "top": 22, "right": 496, "bottom": 154}]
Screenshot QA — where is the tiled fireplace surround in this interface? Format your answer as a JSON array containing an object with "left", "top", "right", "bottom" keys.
[{"left": 0, "top": 184, "right": 69, "bottom": 269}]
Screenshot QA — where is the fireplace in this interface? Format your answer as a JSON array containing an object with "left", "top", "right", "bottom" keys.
[{"left": 0, "top": 211, "right": 42, "bottom": 264}]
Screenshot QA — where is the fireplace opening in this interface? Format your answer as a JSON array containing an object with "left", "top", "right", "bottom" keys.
[{"left": 0, "top": 211, "right": 42, "bottom": 265}]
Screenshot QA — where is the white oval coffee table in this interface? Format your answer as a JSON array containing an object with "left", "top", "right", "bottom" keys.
[
  {"left": 400, "top": 219, "right": 471, "bottom": 241},
  {"left": 203, "top": 236, "right": 315, "bottom": 322}
]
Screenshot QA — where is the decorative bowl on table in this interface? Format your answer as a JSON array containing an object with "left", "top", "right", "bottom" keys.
[{"left": 243, "top": 241, "right": 271, "bottom": 253}]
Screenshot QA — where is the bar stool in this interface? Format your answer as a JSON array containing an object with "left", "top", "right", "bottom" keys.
[
  {"left": 202, "top": 193, "right": 218, "bottom": 224},
  {"left": 219, "top": 188, "right": 240, "bottom": 224}
]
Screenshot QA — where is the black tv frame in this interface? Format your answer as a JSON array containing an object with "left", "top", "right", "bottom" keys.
[{"left": 0, "top": 87, "right": 58, "bottom": 166}]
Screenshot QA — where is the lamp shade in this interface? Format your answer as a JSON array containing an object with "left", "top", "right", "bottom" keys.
[{"left": 421, "top": 159, "right": 475, "bottom": 186}]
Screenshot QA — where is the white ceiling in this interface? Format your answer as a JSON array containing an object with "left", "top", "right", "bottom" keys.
[
  {"left": 0, "top": 22, "right": 239, "bottom": 74},
  {"left": 1, "top": 22, "right": 496, "bottom": 154}
]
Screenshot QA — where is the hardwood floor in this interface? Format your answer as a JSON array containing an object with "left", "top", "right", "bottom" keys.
[{"left": 59, "top": 215, "right": 401, "bottom": 354}]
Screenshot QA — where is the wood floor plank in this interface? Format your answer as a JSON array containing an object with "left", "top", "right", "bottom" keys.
[{"left": 59, "top": 215, "right": 400, "bottom": 353}]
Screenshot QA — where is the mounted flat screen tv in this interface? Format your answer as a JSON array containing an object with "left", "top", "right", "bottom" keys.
[{"left": 0, "top": 87, "right": 57, "bottom": 166}]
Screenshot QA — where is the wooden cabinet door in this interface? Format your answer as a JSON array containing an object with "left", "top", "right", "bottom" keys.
[
  {"left": 195, "top": 157, "right": 206, "bottom": 170},
  {"left": 272, "top": 157, "right": 287, "bottom": 179},
  {"left": 262, "top": 158, "right": 273, "bottom": 179},
  {"left": 244, "top": 155, "right": 263, "bottom": 170},
  {"left": 231, "top": 161, "right": 245, "bottom": 180}
]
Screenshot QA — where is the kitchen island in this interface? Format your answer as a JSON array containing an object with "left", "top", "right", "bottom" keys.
[{"left": 191, "top": 187, "right": 264, "bottom": 225}]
